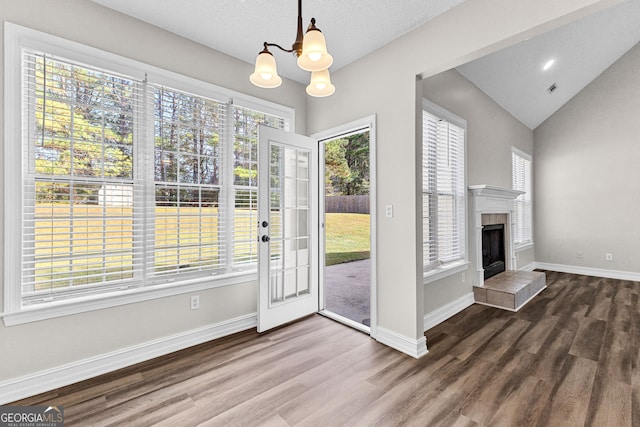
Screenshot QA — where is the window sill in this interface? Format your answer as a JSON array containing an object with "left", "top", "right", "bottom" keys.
[
  {"left": 515, "top": 242, "right": 535, "bottom": 252},
  {"left": 424, "top": 261, "right": 469, "bottom": 285},
  {"left": 2, "top": 270, "right": 256, "bottom": 326}
]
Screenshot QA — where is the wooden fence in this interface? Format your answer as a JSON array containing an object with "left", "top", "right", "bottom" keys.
[{"left": 325, "top": 195, "right": 370, "bottom": 214}]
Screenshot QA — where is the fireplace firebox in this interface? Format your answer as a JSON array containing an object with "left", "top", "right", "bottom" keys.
[{"left": 482, "top": 224, "right": 505, "bottom": 280}]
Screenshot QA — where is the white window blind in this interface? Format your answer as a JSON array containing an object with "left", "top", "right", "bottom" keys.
[
  {"left": 153, "top": 85, "right": 227, "bottom": 277},
  {"left": 22, "top": 50, "right": 144, "bottom": 305},
  {"left": 231, "top": 106, "right": 286, "bottom": 267},
  {"left": 512, "top": 150, "right": 532, "bottom": 245},
  {"left": 11, "top": 34, "right": 292, "bottom": 310},
  {"left": 422, "top": 108, "right": 466, "bottom": 272}
]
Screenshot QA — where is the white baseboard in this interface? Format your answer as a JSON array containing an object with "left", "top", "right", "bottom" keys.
[
  {"left": 0, "top": 313, "right": 257, "bottom": 405},
  {"left": 519, "top": 262, "right": 536, "bottom": 272},
  {"left": 423, "top": 292, "right": 474, "bottom": 332},
  {"left": 535, "top": 262, "right": 640, "bottom": 282},
  {"left": 376, "top": 327, "right": 428, "bottom": 359}
]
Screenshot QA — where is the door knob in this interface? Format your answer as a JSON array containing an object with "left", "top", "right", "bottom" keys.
[
  {"left": 262, "top": 221, "right": 269, "bottom": 227},
  {"left": 261, "top": 235, "right": 270, "bottom": 242}
]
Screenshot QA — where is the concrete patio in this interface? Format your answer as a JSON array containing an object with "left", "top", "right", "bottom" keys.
[{"left": 324, "top": 259, "right": 371, "bottom": 326}]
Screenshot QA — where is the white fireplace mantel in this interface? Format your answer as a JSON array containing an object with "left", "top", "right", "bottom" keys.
[
  {"left": 468, "top": 185, "right": 523, "bottom": 200},
  {"left": 468, "top": 185, "right": 523, "bottom": 287}
]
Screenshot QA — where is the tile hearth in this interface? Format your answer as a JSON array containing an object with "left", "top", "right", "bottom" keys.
[{"left": 473, "top": 270, "right": 546, "bottom": 311}]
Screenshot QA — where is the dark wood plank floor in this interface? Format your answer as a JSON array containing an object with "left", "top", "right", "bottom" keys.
[{"left": 12, "top": 271, "right": 640, "bottom": 426}]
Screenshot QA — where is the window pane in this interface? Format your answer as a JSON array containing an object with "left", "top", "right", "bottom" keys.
[
  {"left": 232, "top": 106, "right": 287, "bottom": 267},
  {"left": 422, "top": 108, "right": 466, "bottom": 271},
  {"left": 154, "top": 185, "right": 223, "bottom": 275},
  {"left": 23, "top": 51, "right": 140, "bottom": 303},
  {"left": 29, "top": 181, "right": 135, "bottom": 294}
]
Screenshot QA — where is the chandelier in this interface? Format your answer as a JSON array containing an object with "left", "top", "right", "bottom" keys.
[{"left": 249, "top": 0, "right": 335, "bottom": 97}]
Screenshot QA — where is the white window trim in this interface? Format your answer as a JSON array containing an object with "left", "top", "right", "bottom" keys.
[
  {"left": 421, "top": 99, "right": 468, "bottom": 284},
  {"left": 423, "top": 260, "right": 470, "bottom": 284},
  {"left": 3, "top": 23, "right": 294, "bottom": 325},
  {"left": 511, "top": 147, "right": 534, "bottom": 250}
]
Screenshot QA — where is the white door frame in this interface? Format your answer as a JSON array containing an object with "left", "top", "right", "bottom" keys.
[{"left": 312, "top": 115, "right": 377, "bottom": 339}]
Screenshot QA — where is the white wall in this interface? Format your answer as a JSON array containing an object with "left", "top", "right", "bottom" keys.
[
  {"left": 306, "top": 0, "right": 616, "bottom": 346},
  {"left": 0, "top": 0, "right": 306, "bottom": 386},
  {"left": 421, "top": 69, "right": 534, "bottom": 314},
  {"left": 534, "top": 41, "right": 640, "bottom": 275}
]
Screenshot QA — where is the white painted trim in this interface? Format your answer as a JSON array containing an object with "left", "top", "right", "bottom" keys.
[
  {"left": 376, "top": 327, "right": 428, "bottom": 359},
  {"left": 519, "top": 262, "right": 537, "bottom": 272},
  {"left": 424, "top": 261, "right": 469, "bottom": 285},
  {"left": 0, "top": 313, "right": 257, "bottom": 405},
  {"left": 535, "top": 262, "right": 640, "bottom": 282},
  {"left": 312, "top": 115, "right": 378, "bottom": 339},
  {"left": 2, "top": 273, "right": 256, "bottom": 326},
  {"left": 515, "top": 242, "right": 535, "bottom": 252},
  {"left": 423, "top": 292, "right": 475, "bottom": 332},
  {"left": 318, "top": 310, "right": 370, "bottom": 334}
]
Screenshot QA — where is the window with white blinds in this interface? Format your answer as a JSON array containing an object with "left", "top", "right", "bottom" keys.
[
  {"left": 231, "top": 106, "right": 286, "bottom": 267},
  {"left": 512, "top": 149, "right": 533, "bottom": 246},
  {"left": 6, "top": 27, "right": 291, "bottom": 311},
  {"left": 22, "top": 50, "right": 143, "bottom": 304},
  {"left": 422, "top": 105, "right": 466, "bottom": 273},
  {"left": 153, "top": 85, "right": 227, "bottom": 277}
]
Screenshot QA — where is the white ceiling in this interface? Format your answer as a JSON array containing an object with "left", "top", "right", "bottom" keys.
[
  {"left": 90, "top": 0, "right": 640, "bottom": 130},
  {"left": 456, "top": 0, "right": 640, "bottom": 129},
  {"left": 90, "top": 0, "right": 467, "bottom": 84}
]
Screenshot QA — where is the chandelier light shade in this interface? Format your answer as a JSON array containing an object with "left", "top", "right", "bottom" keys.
[
  {"left": 250, "top": 0, "right": 335, "bottom": 97},
  {"left": 297, "top": 20, "right": 333, "bottom": 72},
  {"left": 306, "top": 69, "right": 335, "bottom": 97},
  {"left": 249, "top": 47, "right": 282, "bottom": 88}
]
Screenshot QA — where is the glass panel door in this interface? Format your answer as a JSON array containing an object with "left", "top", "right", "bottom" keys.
[{"left": 258, "top": 126, "right": 318, "bottom": 332}]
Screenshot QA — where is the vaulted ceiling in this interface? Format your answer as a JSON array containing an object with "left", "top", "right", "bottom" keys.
[{"left": 91, "top": 0, "right": 640, "bottom": 130}]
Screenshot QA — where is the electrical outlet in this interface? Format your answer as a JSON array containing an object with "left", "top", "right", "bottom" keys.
[
  {"left": 385, "top": 205, "right": 393, "bottom": 218},
  {"left": 576, "top": 251, "right": 584, "bottom": 259},
  {"left": 191, "top": 295, "right": 200, "bottom": 310},
  {"left": 461, "top": 272, "right": 466, "bottom": 283},
  {"left": 605, "top": 253, "right": 613, "bottom": 262}
]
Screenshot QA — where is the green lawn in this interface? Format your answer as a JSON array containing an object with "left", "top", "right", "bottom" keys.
[{"left": 324, "top": 213, "right": 370, "bottom": 266}]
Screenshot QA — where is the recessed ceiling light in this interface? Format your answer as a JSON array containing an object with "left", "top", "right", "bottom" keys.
[{"left": 543, "top": 59, "right": 555, "bottom": 71}]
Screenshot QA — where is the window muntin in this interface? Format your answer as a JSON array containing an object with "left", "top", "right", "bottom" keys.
[
  {"left": 512, "top": 149, "right": 533, "bottom": 245},
  {"left": 422, "top": 106, "right": 466, "bottom": 273},
  {"left": 10, "top": 33, "right": 291, "bottom": 310}
]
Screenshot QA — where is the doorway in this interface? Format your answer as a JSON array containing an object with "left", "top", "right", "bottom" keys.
[{"left": 314, "top": 116, "right": 376, "bottom": 336}]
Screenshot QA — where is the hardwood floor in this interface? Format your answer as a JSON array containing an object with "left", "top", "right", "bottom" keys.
[{"left": 12, "top": 271, "right": 640, "bottom": 426}]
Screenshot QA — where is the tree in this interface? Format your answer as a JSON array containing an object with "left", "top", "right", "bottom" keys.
[
  {"left": 324, "top": 132, "right": 370, "bottom": 196},
  {"left": 34, "top": 57, "right": 135, "bottom": 202}
]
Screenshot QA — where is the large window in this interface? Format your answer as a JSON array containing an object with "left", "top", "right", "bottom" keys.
[
  {"left": 422, "top": 101, "right": 466, "bottom": 277},
  {"left": 4, "top": 25, "right": 291, "bottom": 316},
  {"left": 512, "top": 148, "right": 533, "bottom": 246}
]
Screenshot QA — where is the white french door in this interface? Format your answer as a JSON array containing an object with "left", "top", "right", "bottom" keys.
[{"left": 257, "top": 126, "right": 319, "bottom": 332}]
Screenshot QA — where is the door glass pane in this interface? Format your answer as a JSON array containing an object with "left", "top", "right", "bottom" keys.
[
  {"left": 284, "top": 239, "right": 296, "bottom": 269},
  {"left": 269, "top": 143, "right": 312, "bottom": 305},
  {"left": 298, "top": 266, "right": 310, "bottom": 294},
  {"left": 298, "top": 152, "right": 309, "bottom": 179},
  {"left": 284, "top": 208, "right": 297, "bottom": 239}
]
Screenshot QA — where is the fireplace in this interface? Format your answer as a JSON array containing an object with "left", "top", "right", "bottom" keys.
[
  {"left": 482, "top": 224, "right": 505, "bottom": 279},
  {"left": 468, "top": 185, "right": 523, "bottom": 287}
]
